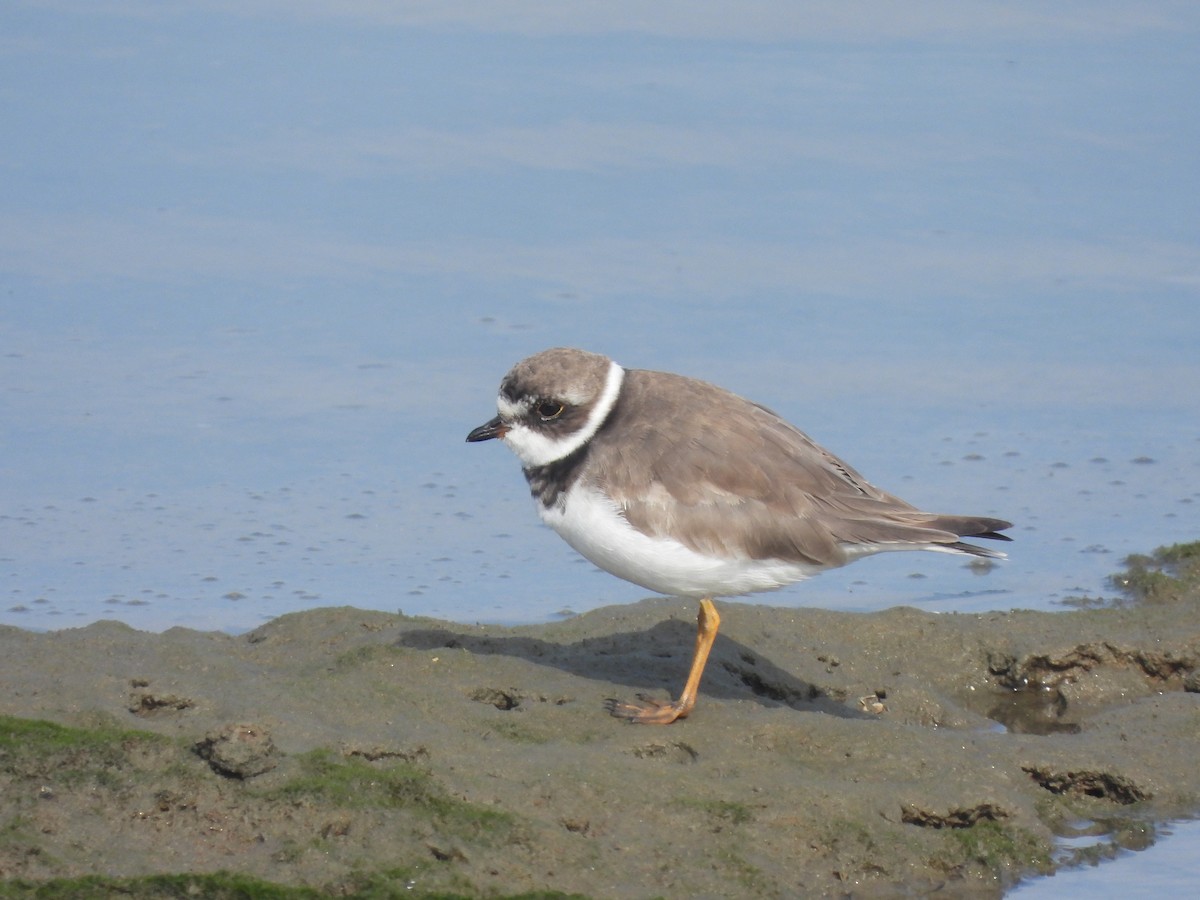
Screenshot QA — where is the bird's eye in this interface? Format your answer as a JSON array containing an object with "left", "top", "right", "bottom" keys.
[{"left": 537, "top": 400, "right": 565, "bottom": 420}]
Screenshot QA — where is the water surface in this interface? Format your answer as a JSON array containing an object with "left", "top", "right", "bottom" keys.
[{"left": 2, "top": 2, "right": 1197, "bottom": 628}]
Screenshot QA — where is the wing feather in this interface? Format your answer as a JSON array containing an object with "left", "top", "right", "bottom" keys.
[{"left": 585, "top": 369, "right": 1008, "bottom": 567}]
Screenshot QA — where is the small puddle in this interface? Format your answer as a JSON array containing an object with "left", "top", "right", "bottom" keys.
[
  {"left": 960, "top": 684, "right": 1082, "bottom": 736},
  {"left": 980, "top": 685, "right": 1081, "bottom": 735}
]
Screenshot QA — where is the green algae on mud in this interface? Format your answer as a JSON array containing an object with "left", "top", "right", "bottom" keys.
[
  {"left": 1112, "top": 540, "right": 1200, "bottom": 603},
  {"left": 0, "top": 871, "right": 332, "bottom": 900},
  {"left": 0, "top": 714, "right": 537, "bottom": 897},
  {"left": 263, "top": 748, "right": 521, "bottom": 841},
  {"left": 1062, "top": 539, "right": 1200, "bottom": 608},
  {"left": 0, "top": 714, "right": 172, "bottom": 771},
  {"left": 0, "top": 871, "right": 589, "bottom": 900},
  {"left": 0, "top": 544, "right": 1198, "bottom": 897}
]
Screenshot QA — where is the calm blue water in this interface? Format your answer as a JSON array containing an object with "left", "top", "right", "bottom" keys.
[
  {"left": 2, "top": 6, "right": 1198, "bottom": 893},
  {"left": 1010, "top": 818, "right": 1200, "bottom": 899}
]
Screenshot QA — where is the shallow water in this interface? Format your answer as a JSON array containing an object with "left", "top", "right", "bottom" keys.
[
  {"left": 1, "top": 4, "right": 1198, "bottom": 893},
  {"left": 1009, "top": 818, "right": 1200, "bottom": 898},
  {"left": 4, "top": 312, "right": 1195, "bottom": 633},
  {"left": 3, "top": 7, "right": 1197, "bottom": 635}
]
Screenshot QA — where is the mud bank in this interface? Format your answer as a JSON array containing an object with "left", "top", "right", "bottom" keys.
[{"left": 1, "top": 544, "right": 1198, "bottom": 898}]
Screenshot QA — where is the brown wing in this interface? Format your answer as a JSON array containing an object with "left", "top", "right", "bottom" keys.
[{"left": 586, "top": 369, "right": 1008, "bottom": 567}]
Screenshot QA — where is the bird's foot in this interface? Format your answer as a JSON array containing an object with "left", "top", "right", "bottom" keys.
[{"left": 605, "top": 693, "right": 690, "bottom": 725}]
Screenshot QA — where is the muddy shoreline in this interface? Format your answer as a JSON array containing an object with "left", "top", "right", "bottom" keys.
[{"left": 2, "top": 546, "right": 1198, "bottom": 898}]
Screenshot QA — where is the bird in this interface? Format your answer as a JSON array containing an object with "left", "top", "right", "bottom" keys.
[{"left": 466, "top": 347, "right": 1011, "bottom": 724}]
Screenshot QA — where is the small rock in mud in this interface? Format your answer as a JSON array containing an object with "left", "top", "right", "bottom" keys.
[
  {"left": 194, "top": 722, "right": 278, "bottom": 779},
  {"left": 128, "top": 692, "right": 195, "bottom": 717},
  {"left": 631, "top": 741, "right": 699, "bottom": 763},
  {"left": 128, "top": 679, "right": 195, "bottom": 717}
]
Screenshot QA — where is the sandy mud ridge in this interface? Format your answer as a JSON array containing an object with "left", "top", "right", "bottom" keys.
[{"left": 1, "top": 543, "right": 1198, "bottom": 898}]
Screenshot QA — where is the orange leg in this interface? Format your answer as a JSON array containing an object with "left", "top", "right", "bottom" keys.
[{"left": 607, "top": 598, "right": 721, "bottom": 725}]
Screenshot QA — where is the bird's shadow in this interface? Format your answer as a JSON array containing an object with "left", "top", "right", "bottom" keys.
[{"left": 397, "top": 618, "right": 867, "bottom": 720}]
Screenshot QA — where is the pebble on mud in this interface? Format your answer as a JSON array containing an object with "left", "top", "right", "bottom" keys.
[{"left": 194, "top": 722, "right": 279, "bottom": 779}]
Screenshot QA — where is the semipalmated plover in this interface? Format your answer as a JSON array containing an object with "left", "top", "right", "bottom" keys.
[{"left": 467, "top": 348, "right": 1011, "bottom": 724}]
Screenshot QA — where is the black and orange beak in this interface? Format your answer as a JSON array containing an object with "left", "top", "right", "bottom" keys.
[{"left": 466, "top": 415, "right": 508, "bottom": 443}]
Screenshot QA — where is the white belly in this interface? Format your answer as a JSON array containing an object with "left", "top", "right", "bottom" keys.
[{"left": 538, "top": 483, "right": 824, "bottom": 598}]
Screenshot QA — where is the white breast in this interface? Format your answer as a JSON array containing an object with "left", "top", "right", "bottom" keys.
[{"left": 538, "top": 482, "right": 824, "bottom": 598}]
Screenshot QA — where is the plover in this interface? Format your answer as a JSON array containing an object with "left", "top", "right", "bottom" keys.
[{"left": 467, "top": 348, "right": 1011, "bottom": 724}]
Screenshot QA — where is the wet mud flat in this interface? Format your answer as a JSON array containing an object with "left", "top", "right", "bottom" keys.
[{"left": 1, "top": 544, "right": 1198, "bottom": 898}]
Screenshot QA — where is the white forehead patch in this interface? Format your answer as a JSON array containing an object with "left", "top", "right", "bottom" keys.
[
  {"left": 496, "top": 394, "right": 531, "bottom": 420},
  {"left": 501, "top": 360, "right": 625, "bottom": 468}
]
